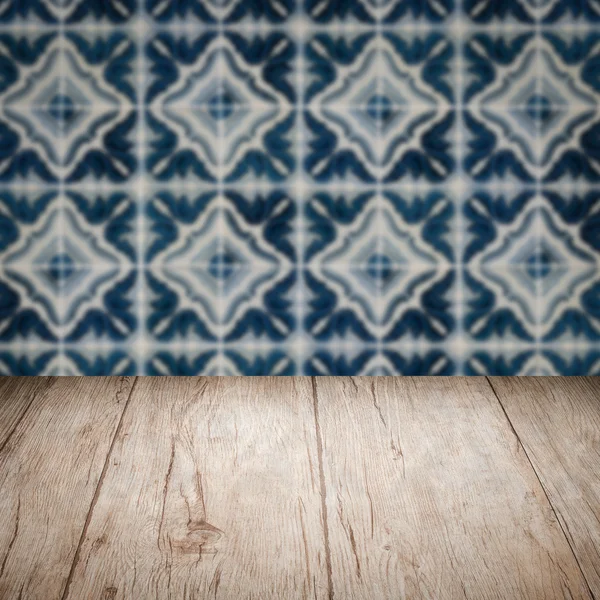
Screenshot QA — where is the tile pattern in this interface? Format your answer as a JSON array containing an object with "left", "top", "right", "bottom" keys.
[{"left": 0, "top": 0, "right": 599, "bottom": 375}]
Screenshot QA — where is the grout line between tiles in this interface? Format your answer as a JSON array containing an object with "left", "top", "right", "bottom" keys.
[{"left": 135, "top": 3, "right": 148, "bottom": 375}]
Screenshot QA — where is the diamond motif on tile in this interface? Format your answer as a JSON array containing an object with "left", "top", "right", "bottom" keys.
[
  {"left": 147, "top": 32, "right": 295, "bottom": 182},
  {"left": 0, "top": 33, "right": 136, "bottom": 183},
  {"left": 162, "top": 51, "right": 278, "bottom": 173},
  {"left": 479, "top": 50, "right": 596, "bottom": 168},
  {"left": 306, "top": 33, "right": 453, "bottom": 182},
  {"left": 3, "top": 208, "right": 121, "bottom": 326},
  {"left": 160, "top": 209, "right": 278, "bottom": 327},
  {"left": 480, "top": 208, "right": 596, "bottom": 329},
  {"left": 4, "top": 49, "right": 120, "bottom": 169}
]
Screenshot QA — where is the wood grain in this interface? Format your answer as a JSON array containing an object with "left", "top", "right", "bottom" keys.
[
  {"left": 314, "top": 376, "right": 592, "bottom": 600},
  {"left": 489, "top": 376, "right": 600, "bottom": 597},
  {"left": 0, "top": 376, "right": 135, "bottom": 600},
  {"left": 0, "top": 377, "right": 48, "bottom": 450},
  {"left": 63, "top": 377, "right": 328, "bottom": 600}
]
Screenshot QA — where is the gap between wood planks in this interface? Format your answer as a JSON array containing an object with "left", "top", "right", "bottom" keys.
[
  {"left": 60, "top": 376, "right": 139, "bottom": 600},
  {"left": 311, "top": 376, "right": 334, "bottom": 600},
  {"left": 485, "top": 376, "right": 597, "bottom": 600}
]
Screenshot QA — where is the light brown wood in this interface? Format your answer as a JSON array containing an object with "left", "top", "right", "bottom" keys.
[
  {"left": 489, "top": 376, "right": 600, "bottom": 597},
  {"left": 63, "top": 376, "right": 328, "bottom": 600},
  {"left": 0, "top": 376, "right": 135, "bottom": 600},
  {"left": 1, "top": 376, "right": 598, "bottom": 600},
  {"left": 314, "top": 376, "right": 592, "bottom": 599},
  {"left": 0, "top": 377, "right": 49, "bottom": 450}
]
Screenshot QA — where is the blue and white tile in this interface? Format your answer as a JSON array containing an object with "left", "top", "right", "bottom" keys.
[
  {"left": 304, "top": 189, "right": 455, "bottom": 343},
  {"left": 463, "top": 187, "right": 600, "bottom": 343},
  {"left": 463, "top": 31, "right": 600, "bottom": 183},
  {"left": 0, "top": 346, "right": 57, "bottom": 375},
  {"left": 62, "top": 347, "right": 138, "bottom": 375},
  {"left": 463, "top": 0, "right": 600, "bottom": 24},
  {"left": 538, "top": 189, "right": 600, "bottom": 342},
  {"left": 0, "top": 344, "right": 140, "bottom": 375},
  {"left": 464, "top": 348, "right": 537, "bottom": 375},
  {"left": 305, "top": 0, "right": 455, "bottom": 23},
  {"left": 464, "top": 347, "right": 600, "bottom": 375},
  {"left": 145, "top": 0, "right": 295, "bottom": 24},
  {"left": 304, "top": 346, "right": 455, "bottom": 375},
  {"left": 220, "top": 347, "right": 297, "bottom": 375},
  {"left": 0, "top": 0, "right": 137, "bottom": 23},
  {"left": 304, "top": 32, "right": 455, "bottom": 183},
  {"left": 541, "top": 348, "right": 600, "bottom": 375},
  {"left": 145, "top": 31, "right": 296, "bottom": 184},
  {"left": 0, "top": 189, "right": 137, "bottom": 343},
  {"left": 462, "top": 189, "right": 538, "bottom": 343},
  {"left": 145, "top": 347, "right": 218, "bottom": 375},
  {"left": 145, "top": 188, "right": 297, "bottom": 343},
  {"left": 145, "top": 347, "right": 297, "bottom": 375},
  {"left": 0, "top": 31, "right": 138, "bottom": 184}
]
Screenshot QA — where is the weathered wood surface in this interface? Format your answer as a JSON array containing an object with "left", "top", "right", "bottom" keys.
[
  {"left": 0, "top": 377, "right": 47, "bottom": 450},
  {"left": 62, "top": 377, "right": 327, "bottom": 600},
  {"left": 490, "top": 376, "right": 600, "bottom": 598},
  {"left": 314, "top": 376, "right": 593, "bottom": 599},
  {"left": 1, "top": 376, "right": 599, "bottom": 600},
  {"left": 0, "top": 376, "right": 135, "bottom": 600}
]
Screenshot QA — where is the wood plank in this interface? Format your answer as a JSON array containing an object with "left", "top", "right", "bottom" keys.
[
  {"left": 0, "top": 376, "right": 135, "bottom": 600},
  {"left": 63, "top": 377, "right": 328, "bottom": 600},
  {"left": 489, "top": 376, "right": 600, "bottom": 597},
  {"left": 314, "top": 376, "right": 592, "bottom": 600},
  {"left": 0, "top": 377, "right": 49, "bottom": 450}
]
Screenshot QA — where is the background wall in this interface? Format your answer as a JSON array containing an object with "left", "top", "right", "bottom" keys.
[{"left": 0, "top": 0, "right": 599, "bottom": 375}]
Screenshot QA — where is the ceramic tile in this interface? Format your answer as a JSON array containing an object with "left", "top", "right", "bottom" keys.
[{"left": 0, "top": 0, "right": 599, "bottom": 374}]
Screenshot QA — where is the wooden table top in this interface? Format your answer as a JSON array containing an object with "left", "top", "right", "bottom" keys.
[{"left": 0, "top": 376, "right": 598, "bottom": 599}]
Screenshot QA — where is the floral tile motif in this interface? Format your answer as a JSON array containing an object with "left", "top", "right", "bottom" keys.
[{"left": 0, "top": 0, "right": 599, "bottom": 374}]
